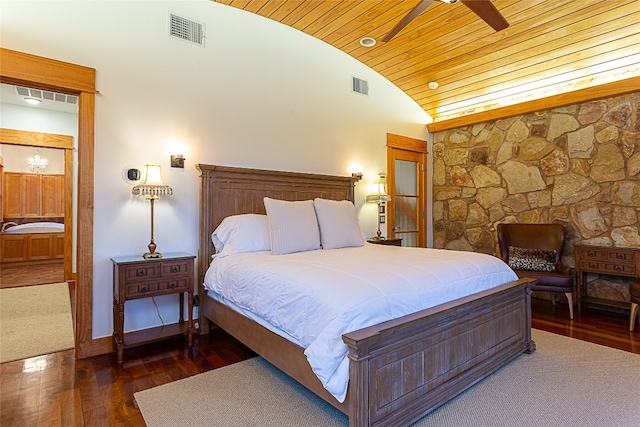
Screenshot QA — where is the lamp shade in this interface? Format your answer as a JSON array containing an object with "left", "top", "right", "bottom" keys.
[
  {"left": 366, "top": 176, "right": 391, "bottom": 204},
  {"left": 132, "top": 165, "right": 173, "bottom": 199}
]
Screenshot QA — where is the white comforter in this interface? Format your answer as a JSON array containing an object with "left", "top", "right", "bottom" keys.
[{"left": 203, "top": 244, "right": 518, "bottom": 403}]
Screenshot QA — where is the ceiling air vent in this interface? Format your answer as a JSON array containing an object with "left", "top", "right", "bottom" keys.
[
  {"left": 352, "top": 77, "right": 369, "bottom": 95},
  {"left": 169, "top": 13, "right": 205, "bottom": 47},
  {"left": 15, "top": 86, "right": 78, "bottom": 105}
]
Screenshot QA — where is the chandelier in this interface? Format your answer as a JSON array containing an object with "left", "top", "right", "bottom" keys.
[{"left": 28, "top": 150, "right": 48, "bottom": 173}]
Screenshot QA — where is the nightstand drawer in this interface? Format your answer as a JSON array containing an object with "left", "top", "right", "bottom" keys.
[
  {"left": 160, "top": 260, "right": 191, "bottom": 277},
  {"left": 607, "top": 250, "right": 635, "bottom": 263},
  {"left": 577, "top": 247, "right": 606, "bottom": 260},
  {"left": 126, "top": 278, "right": 188, "bottom": 298},
  {"left": 604, "top": 263, "right": 635, "bottom": 275},
  {"left": 123, "top": 264, "right": 159, "bottom": 283}
]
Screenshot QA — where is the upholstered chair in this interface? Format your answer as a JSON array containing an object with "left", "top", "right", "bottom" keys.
[
  {"left": 497, "top": 223, "right": 575, "bottom": 320},
  {"left": 630, "top": 282, "right": 640, "bottom": 331}
]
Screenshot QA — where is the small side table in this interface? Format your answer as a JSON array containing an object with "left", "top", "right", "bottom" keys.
[
  {"left": 112, "top": 252, "right": 195, "bottom": 365},
  {"left": 367, "top": 238, "right": 402, "bottom": 247}
]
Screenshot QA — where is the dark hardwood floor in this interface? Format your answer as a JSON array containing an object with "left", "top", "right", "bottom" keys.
[
  {"left": 0, "top": 261, "right": 64, "bottom": 289},
  {"left": 1, "top": 298, "right": 638, "bottom": 427}
]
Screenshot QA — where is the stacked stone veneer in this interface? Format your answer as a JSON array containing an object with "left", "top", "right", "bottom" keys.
[{"left": 433, "top": 92, "right": 640, "bottom": 301}]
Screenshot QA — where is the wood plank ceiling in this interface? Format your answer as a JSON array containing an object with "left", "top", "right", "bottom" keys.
[{"left": 213, "top": 0, "right": 640, "bottom": 129}]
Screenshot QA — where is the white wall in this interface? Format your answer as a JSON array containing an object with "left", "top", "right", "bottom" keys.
[{"left": 0, "top": 0, "right": 431, "bottom": 339}]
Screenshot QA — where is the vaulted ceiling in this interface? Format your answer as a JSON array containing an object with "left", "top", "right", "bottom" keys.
[{"left": 214, "top": 0, "right": 640, "bottom": 130}]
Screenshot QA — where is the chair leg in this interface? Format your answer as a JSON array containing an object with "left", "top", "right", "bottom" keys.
[
  {"left": 564, "top": 292, "right": 574, "bottom": 320},
  {"left": 630, "top": 302, "right": 639, "bottom": 332}
]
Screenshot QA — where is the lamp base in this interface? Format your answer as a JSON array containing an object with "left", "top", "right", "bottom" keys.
[
  {"left": 143, "top": 240, "right": 162, "bottom": 259},
  {"left": 143, "top": 251, "right": 163, "bottom": 260}
]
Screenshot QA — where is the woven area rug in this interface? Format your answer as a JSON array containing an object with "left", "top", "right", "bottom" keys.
[
  {"left": 0, "top": 282, "right": 74, "bottom": 363},
  {"left": 135, "top": 329, "right": 640, "bottom": 427}
]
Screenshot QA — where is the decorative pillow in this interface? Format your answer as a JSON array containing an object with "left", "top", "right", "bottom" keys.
[
  {"left": 313, "top": 198, "right": 364, "bottom": 250},
  {"left": 211, "top": 214, "right": 270, "bottom": 258},
  {"left": 507, "top": 246, "right": 557, "bottom": 272},
  {"left": 263, "top": 197, "right": 321, "bottom": 255}
]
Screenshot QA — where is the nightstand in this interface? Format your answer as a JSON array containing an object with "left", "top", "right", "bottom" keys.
[
  {"left": 111, "top": 252, "right": 195, "bottom": 365},
  {"left": 367, "top": 238, "right": 402, "bottom": 246}
]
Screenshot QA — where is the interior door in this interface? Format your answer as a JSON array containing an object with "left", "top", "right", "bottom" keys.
[{"left": 386, "top": 134, "right": 427, "bottom": 247}]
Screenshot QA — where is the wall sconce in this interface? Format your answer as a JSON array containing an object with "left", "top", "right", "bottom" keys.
[
  {"left": 349, "top": 163, "right": 363, "bottom": 181},
  {"left": 170, "top": 154, "right": 185, "bottom": 168}
]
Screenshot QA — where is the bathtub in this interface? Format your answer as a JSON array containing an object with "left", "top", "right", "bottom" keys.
[
  {"left": 2, "top": 222, "right": 64, "bottom": 234},
  {"left": 1, "top": 222, "right": 65, "bottom": 263}
]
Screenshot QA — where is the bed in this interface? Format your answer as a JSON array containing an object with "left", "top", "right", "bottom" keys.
[{"left": 196, "top": 164, "right": 536, "bottom": 427}]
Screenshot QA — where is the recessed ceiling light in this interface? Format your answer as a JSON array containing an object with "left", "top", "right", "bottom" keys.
[
  {"left": 428, "top": 82, "right": 439, "bottom": 89},
  {"left": 24, "top": 97, "right": 42, "bottom": 105},
  {"left": 360, "top": 37, "right": 376, "bottom": 47}
]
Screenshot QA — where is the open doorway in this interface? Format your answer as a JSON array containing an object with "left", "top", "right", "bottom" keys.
[
  {"left": 1, "top": 48, "right": 97, "bottom": 358},
  {"left": 1, "top": 142, "right": 72, "bottom": 288}
]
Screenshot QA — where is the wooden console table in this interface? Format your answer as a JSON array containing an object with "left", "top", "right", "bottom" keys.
[{"left": 574, "top": 244, "right": 637, "bottom": 311}]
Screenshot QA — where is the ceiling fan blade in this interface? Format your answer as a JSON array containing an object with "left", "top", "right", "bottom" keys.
[
  {"left": 460, "top": 0, "right": 509, "bottom": 31},
  {"left": 381, "top": 0, "right": 436, "bottom": 43}
]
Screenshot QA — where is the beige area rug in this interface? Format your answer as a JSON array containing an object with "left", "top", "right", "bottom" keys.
[
  {"left": 135, "top": 329, "right": 640, "bottom": 427},
  {"left": 0, "top": 282, "right": 75, "bottom": 363}
]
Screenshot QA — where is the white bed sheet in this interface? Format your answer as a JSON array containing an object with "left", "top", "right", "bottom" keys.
[{"left": 203, "top": 243, "right": 518, "bottom": 403}]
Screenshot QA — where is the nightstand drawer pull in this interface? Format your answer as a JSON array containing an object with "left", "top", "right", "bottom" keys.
[
  {"left": 589, "top": 263, "right": 598, "bottom": 268},
  {"left": 588, "top": 251, "right": 595, "bottom": 257},
  {"left": 140, "top": 286, "right": 147, "bottom": 293},
  {"left": 171, "top": 266, "right": 178, "bottom": 273},
  {"left": 169, "top": 282, "right": 177, "bottom": 289},
  {"left": 137, "top": 269, "right": 146, "bottom": 277}
]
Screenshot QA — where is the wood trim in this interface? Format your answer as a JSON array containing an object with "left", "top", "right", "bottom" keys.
[
  {"left": 0, "top": 48, "right": 97, "bottom": 359},
  {"left": 427, "top": 75, "right": 640, "bottom": 133},
  {"left": 0, "top": 128, "right": 73, "bottom": 149},
  {"left": 75, "top": 91, "right": 95, "bottom": 358},
  {"left": 63, "top": 149, "right": 73, "bottom": 283},
  {"left": 386, "top": 133, "right": 427, "bottom": 152},
  {"left": 0, "top": 48, "right": 96, "bottom": 94}
]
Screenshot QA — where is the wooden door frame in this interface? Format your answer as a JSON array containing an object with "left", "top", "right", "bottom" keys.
[
  {"left": 386, "top": 133, "right": 428, "bottom": 247},
  {"left": 0, "top": 48, "right": 101, "bottom": 358},
  {"left": 0, "top": 129, "right": 74, "bottom": 279}
]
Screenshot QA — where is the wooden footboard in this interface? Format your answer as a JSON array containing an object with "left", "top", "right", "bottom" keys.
[{"left": 343, "top": 278, "right": 535, "bottom": 427}]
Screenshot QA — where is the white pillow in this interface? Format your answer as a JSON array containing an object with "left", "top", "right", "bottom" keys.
[
  {"left": 263, "top": 197, "right": 321, "bottom": 255},
  {"left": 211, "top": 214, "right": 270, "bottom": 258},
  {"left": 313, "top": 198, "right": 364, "bottom": 250}
]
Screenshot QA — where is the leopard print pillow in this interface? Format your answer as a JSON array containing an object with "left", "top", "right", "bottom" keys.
[{"left": 507, "top": 246, "right": 557, "bottom": 272}]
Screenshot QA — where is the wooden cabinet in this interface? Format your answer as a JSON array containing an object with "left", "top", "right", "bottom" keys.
[
  {"left": 0, "top": 233, "right": 64, "bottom": 263},
  {"left": 2, "top": 172, "right": 64, "bottom": 218},
  {"left": 42, "top": 175, "right": 64, "bottom": 217},
  {"left": 574, "top": 244, "right": 638, "bottom": 310},
  {"left": 3, "top": 173, "right": 22, "bottom": 217},
  {"left": 112, "top": 253, "right": 196, "bottom": 365}
]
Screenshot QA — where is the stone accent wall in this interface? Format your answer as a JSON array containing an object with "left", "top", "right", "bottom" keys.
[{"left": 433, "top": 91, "right": 640, "bottom": 275}]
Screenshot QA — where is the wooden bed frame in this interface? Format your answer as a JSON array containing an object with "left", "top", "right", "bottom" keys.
[{"left": 196, "top": 164, "right": 536, "bottom": 427}]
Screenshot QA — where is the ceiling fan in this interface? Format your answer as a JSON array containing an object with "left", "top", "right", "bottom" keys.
[{"left": 381, "top": 0, "right": 509, "bottom": 43}]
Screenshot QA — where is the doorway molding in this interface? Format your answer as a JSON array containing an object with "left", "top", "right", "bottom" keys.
[{"left": 0, "top": 47, "right": 101, "bottom": 358}]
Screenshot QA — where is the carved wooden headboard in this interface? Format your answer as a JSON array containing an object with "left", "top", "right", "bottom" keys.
[{"left": 195, "top": 164, "right": 357, "bottom": 285}]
